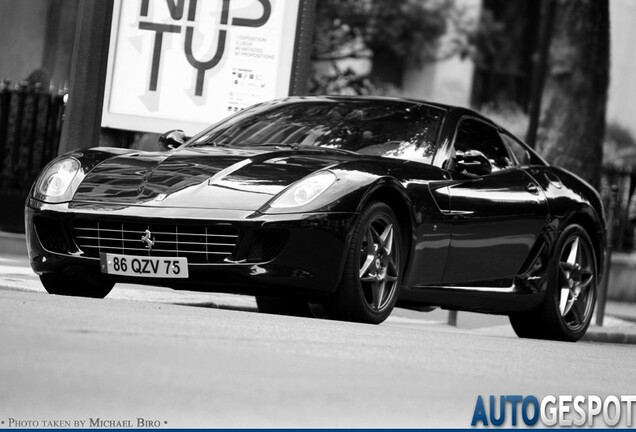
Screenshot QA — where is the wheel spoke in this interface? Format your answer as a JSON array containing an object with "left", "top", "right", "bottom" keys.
[
  {"left": 578, "top": 271, "right": 594, "bottom": 294},
  {"left": 380, "top": 224, "right": 394, "bottom": 254},
  {"left": 359, "top": 255, "right": 375, "bottom": 278},
  {"left": 369, "top": 225, "right": 382, "bottom": 245},
  {"left": 371, "top": 280, "right": 386, "bottom": 310},
  {"left": 360, "top": 226, "right": 378, "bottom": 278},
  {"left": 570, "top": 300, "right": 584, "bottom": 325},
  {"left": 566, "top": 237, "right": 579, "bottom": 265},
  {"left": 558, "top": 264, "right": 570, "bottom": 286},
  {"left": 562, "top": 298, "right": 575, "bottom": 317},
  {"left": 559, "top": 287, "right": 570, "bottom": 315},
  {"left": 385, "top": 274, "right": 397, "bottom": 283}
]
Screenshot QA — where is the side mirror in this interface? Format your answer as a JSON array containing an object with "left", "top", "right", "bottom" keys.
[
  {"left": 158, "top": 129, "right": 186, "bottom": 150},
  {"left": 453, "top": 150, "right": 492, "bottom": 176}
]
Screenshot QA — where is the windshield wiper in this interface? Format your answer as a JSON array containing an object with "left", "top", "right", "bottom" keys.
[
  {"left": 189, "top": 141, "right": 231, "bottom": 148},
  {"left": 273, "top": 143, "right": 300, "bottom": 150},
  {"left": 232, "top": 142, "right": 302, "bottom": 150}
]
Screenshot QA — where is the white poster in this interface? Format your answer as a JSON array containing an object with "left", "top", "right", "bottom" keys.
[{"left": 103, "top": 0, "right": 300, "bottom": 135}]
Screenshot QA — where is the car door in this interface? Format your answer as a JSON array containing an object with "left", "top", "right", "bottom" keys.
[{"left": 439, "top": 117, "right": 548, "bottom": 285}]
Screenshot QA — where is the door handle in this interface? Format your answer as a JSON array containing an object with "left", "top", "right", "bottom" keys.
[{"left": 526, "top": 183, "right": 540, "bottom": 194}]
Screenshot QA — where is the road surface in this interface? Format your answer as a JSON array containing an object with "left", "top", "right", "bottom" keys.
[{"left": 1, "top": 254, "right": 634, "bottom": 428}]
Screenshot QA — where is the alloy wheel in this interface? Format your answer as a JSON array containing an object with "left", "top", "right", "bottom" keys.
[
  {"left": 358, "top": 216, "right": 400, "bottom": 312},
  {"left": 557, "top": 234, "right": 596, "bottom": 331}
]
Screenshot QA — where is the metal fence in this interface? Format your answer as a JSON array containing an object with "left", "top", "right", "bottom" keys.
[
  {"left": 0, "top": 79, "right": 65, "bottom": 232},
  {"left": 601, "top": 167, "right": 636, "bottom": 252},
  {"left": 0, "top": 79, "right": 66, "bottom": 194}
]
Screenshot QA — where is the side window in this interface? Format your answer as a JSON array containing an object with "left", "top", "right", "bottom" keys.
[
  {"left": 453, "top": 119, "right": 514, "bottom": 171},
  {"left": 500, "top": 133, "right": 532, "bottom": 166}
]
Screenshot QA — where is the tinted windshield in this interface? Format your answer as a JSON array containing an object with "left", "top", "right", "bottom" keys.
[{"left": 187, "top": 99, "right": 445, "bottom": 164}]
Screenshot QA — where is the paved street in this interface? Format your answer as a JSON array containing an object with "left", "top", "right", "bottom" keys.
[{"left": 1, "top": 253, "right": 635, "bottom": 428}]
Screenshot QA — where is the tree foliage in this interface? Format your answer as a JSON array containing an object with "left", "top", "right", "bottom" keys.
[
  {"left": 313, "top": 0, "right": 458, "bottom": 64},
  {"left": 310, "top": 0, "right": 473, "bottom": 95}
]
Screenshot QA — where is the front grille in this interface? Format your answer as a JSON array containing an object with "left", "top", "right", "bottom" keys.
[{"left": 72, "top": 220, "right": 239, "bottom": 264}]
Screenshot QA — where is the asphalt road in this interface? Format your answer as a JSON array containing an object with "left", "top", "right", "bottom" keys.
[{"left": 1, "top": 254, "right": 635, "bottom": 428}]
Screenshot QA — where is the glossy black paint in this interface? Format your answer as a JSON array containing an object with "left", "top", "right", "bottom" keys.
[{"left": 25, "top": 96, "right": 606, "bottom": 315}]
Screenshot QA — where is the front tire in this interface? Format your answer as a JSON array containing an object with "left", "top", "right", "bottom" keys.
[
  {"left": 510, "top": 224, "right": 597, "bottom": 341},
  {"left": 40, "top": 274, "right": 114, "bottom": 299},
  {"left": 330, "top": 202, "right": 403, "bottom": 324}
]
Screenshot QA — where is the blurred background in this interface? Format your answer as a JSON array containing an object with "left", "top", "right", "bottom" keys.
[{"left": 0, "top": 0, "right": 634, "bottom": 264}]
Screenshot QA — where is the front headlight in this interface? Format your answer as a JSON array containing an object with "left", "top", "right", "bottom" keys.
[
  {"left": 33, "top": 157, "right": 82, "bottom": 203},
  {"left": 269, "top": 171, "right": 337, "bottom": 209}
]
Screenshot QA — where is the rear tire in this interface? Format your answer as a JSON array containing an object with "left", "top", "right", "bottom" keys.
[
  {"left": 40, "top": 274, "right": 114, "bottom": 299},
  {"left": 330, "top": 202, "right": 403, "bottom": 324},
  {"left": 509, "top": 224, "right": 597, "bottom": 341}
]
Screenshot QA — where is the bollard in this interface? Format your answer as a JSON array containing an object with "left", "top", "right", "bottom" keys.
[
  {"left": 448, "top": 309, "right": 458, "bottom": 326},
  {"left": 596, "top": 184, "right": 619, "bottom": 326}
]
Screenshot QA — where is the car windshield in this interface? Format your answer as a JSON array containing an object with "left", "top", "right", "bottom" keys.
[{"left": 187, "top": 99, "right": 445, "bottom": 164}]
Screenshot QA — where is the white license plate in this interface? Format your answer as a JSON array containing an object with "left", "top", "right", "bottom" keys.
[{"left": 100, "top": 253, "right": 189, "bottom": 278}]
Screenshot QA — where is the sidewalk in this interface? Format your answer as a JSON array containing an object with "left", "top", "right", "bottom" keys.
[
  {"left": 3, "top": 230, "right": 636, "bottom": 344},
  {"left": 0, "top": 230, "right": 27, "bottom": 256},
  {"left": 584, "top": 302, "right": 636, "bottom": 344},
  {"left": 391, "top": 301, "right": 636, "bottom": 345}
]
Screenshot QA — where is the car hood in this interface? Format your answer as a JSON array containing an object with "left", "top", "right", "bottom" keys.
[{"left": 73, "top": 147, "right": 347, "bottom": 210}]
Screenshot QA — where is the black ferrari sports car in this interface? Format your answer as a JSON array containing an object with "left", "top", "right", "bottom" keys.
[{"left": 26, "top": 96, "right": 605, "bottom": 341}]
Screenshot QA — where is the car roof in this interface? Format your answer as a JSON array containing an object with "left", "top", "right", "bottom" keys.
[{"left": 278, "top": 95, "right": 498, "bottom": 128}]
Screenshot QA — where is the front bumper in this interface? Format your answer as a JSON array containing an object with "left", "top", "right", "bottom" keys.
[{"left": 25, "top": 199, "right": 357, "bottom": 298}]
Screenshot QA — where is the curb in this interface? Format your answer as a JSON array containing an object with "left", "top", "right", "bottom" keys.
[{"left": 583, "top": 330, "right": 636, "bottom": 345}]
